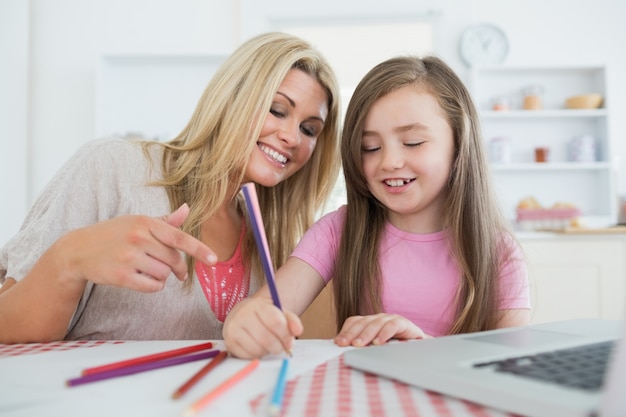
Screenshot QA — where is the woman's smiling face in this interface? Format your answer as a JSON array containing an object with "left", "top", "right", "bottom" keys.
[{"left": 243, "top": 68, "right": 328, "bottom": 187}]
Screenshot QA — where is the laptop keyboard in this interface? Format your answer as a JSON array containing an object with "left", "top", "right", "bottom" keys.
[{"left": 473, "top": 341, "right": 615, "bottom": 391}]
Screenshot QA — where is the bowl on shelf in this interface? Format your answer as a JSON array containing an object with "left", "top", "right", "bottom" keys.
[{"left": 564, "top": 93, "right": 603, "bottom": 109}]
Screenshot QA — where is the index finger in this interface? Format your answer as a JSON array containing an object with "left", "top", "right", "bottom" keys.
[{"left": 149, "top": 220, "right": 217, "bottom": 266}]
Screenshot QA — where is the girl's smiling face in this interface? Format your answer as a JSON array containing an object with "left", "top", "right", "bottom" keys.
[
  {"left": 243, "top": 68, "right": 328, "bottom": 187},
  {"left": 361, "top": 85, "right": 455, "bottom": 233}
]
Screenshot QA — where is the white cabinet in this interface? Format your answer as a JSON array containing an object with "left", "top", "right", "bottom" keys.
[
  {"left": 520, "top": 234, "right": 625, "bottom": 324},
  {"left": 469, "top": 66, "right": 617, "bottom": 226}
]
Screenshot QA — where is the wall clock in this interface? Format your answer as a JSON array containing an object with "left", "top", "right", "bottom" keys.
[{"left": 459, "top": 23, "right": 509, "bottom": 67}]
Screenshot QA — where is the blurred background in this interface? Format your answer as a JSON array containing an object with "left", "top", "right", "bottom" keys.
[{"left": 2, "top": 0, "right": 625, "bottom": 242}]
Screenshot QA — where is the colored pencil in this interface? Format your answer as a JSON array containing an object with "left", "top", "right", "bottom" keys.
[
  {"left": 172, "top": 350, "right": 228, "bottom": 399},
  {"left": 240, "top": 183, "right": 282, "bottom": 309},
  {"left": 269, "top": 358, "right": 289, "bottom": 417},
  {"left": 81, "top": 341, "right": 214, "bottom": 376},
  {"left": 241, "top": 183, "right": 293, "bottom": 356},
  {"left": 183, "top": 359, "right": 260, "bottom": 417},
  {"left": 67, "top": 349, "right": 220, "bottom": 387}
]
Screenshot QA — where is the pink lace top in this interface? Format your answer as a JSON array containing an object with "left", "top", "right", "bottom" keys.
[{"left": 195, "top": 224, "right": 250, "bottom": 322}]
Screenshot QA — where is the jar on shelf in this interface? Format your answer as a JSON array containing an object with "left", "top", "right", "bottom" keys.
[
  {"left": 489, "top": 137, "right": 512, "bottom": 164},
  {"left": 567, "top": 134, "right": 596, "bottom": 162},
  {"left": 491, "top": 95, "right": 510, "bottom": 111},
  {"left": 534, "top": 146, "right": 550, "bottom": 163},
  {"left": 522, "top": 84, "right": 544, "bottom": 110}
]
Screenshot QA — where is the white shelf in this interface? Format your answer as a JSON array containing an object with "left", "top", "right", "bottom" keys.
[
  {"left": 481, "top": 109, "right": 607, "bottom": 119},
  {"left": 471, "top": 65, "right": 617, "bottom": 223},
  {"left": 491, "top": 162, "right": 611, "bottom": 172}
]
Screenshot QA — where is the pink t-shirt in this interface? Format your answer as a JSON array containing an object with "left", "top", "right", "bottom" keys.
[{"left": 291, "top": 206, "right": 530, "bottom": 337}]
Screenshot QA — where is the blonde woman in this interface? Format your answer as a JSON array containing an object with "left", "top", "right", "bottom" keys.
[
  {"left": 224, "top": 56, "right": 530, "bottom": 359},
  {"left": 0, "top": 32, "right": 341, "bottom": 344}
]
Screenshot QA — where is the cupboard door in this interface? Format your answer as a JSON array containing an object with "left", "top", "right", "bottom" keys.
[{"left": 521, "top": 238, "right": 625, "bottom": 323}]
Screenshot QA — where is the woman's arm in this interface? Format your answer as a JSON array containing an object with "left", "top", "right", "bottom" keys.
[
  {"left": 0, "top": 236, "right": 89, "bottom": 343},
  {"left": 0, "top": 205, "right": 216, "bottom": 344}
]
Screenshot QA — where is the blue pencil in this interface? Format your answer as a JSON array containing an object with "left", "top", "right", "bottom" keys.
[{"left": 269, "top": 358, "right": 289, "bottom": 417}]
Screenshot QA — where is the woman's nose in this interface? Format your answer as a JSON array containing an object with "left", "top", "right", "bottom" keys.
[{"left": 277, "top": 120, "right": 301, "bottom": 147}]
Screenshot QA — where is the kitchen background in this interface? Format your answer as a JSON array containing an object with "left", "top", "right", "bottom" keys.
[{"left": 1, "top": 0, "right": 625, "bottom": 244}]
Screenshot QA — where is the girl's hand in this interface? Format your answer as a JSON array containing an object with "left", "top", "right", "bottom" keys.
[
  {"left": 60, "top": 203, "right": 217, "bottom": 292},
  {"left": 334, "top": 313, "right": 429, "bottom": 347},
  {"left": 223, "top": 296, "right": 303, "bottom": 359}
]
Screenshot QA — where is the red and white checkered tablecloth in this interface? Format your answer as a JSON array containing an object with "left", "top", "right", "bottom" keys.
[
  {"left": 0, "top": 340, "right": 124, "bottom": 357},
  {"left": 250, "top": 354, "right": 515, "bottom": 417}
]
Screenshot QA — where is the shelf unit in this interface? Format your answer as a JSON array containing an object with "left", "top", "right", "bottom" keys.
[{"left": 469, "top": 65, "right": 617, "bottom": 226}]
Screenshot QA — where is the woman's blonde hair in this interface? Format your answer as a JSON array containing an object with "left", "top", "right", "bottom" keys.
[
  {"left": 335, "top": 55, "right": 517, "bottom": 334},
  {"left": 146, "top": 32, "right": 341, "bottom": 283}
]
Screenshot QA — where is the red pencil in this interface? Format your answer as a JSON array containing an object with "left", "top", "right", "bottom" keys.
[
  {"left": 172, "top": 350, "right": 228, "bottom": 399},
  {"left": 183, "top": 359, "right": 260, "bottom": 416},
  {"left": 81, "top": 341, "right": 214, "bottom": 376}
]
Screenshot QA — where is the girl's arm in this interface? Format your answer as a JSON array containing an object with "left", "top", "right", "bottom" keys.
[
  {"left": 223, "top": 257, "right": 326, "bottom": 359},
  {"left": 496, "top": 308, "right": 532, "bottom": 328}
]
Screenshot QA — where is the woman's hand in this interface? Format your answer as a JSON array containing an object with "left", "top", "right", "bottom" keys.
[
  {"left": 59, "top": 203, "right": 217, "bottom": 292},
  {"left": 334, "top": 313, "right": 429, "bottom": 347},
  {"left": 223, "top": 295, "right": 303, "bottom": 359}
]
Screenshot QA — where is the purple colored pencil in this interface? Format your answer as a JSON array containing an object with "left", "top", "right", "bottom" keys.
[
  {"left": 240, "top": 183, "right": 282, "bottom": 309},
  {"left": 66, "top": 349, "right": 220, "bottom": 387}
]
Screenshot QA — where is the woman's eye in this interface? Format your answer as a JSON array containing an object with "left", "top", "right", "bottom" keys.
[
  {"left": 270, "top": 108, "right": 285, "bottom": 118},
  {"left": 405, "top": 141, "right": 424, "bottom": 147},
  {"left": 301, "top": 126, "right": 314, "bottom": 137},
  {"left": 300, "top": 124, "right": 320, "bottom": 138}
]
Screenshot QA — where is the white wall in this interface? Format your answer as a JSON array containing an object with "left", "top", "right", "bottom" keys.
[
  {"left": 0, "top": 0, "right": 29, "bottom": 243},
  {"left": 1, "top": 0, "right": 626, "bottom": 244}
]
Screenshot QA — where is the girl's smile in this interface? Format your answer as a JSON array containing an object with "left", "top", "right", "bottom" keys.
[{"left": 361, "top": 85, "right": 454, "bottom": 233}]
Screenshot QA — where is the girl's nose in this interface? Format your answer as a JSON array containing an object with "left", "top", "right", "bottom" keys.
[{"left": 381, "top": 147, "right": 404, "bottom": 170}]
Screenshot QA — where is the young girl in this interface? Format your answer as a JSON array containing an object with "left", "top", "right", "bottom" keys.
[
  {"left": 0, "top": 32, "right": 341, "bottom": 344},
  {"left": 223, "top": 55, "right": 531, "bottom": 359}
]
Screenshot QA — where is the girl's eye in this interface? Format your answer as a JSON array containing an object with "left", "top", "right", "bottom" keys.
[
  {"left": 361, "top": 146, "right": 380, "bottom": 153},
  {"left": 405, "top": 141, "right": 424, "bottom": 147}
]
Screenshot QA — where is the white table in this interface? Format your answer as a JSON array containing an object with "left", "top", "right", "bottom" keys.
[{"left": 0, "top": 339, "right": 510, "bottom": 417}]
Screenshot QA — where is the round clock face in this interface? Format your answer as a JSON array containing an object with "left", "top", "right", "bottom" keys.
[{"left": 459, "top": 23, "right": 509, "bottom": 67}]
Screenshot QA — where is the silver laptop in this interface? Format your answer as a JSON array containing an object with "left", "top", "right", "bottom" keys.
[{"left": 344, "top": 318, "right": 625, "bottom": 417}]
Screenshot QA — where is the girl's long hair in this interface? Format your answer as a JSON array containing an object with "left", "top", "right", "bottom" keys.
[
  {"left": 335, "top": 55, "right": 516, "bottom": 334},
  {"left": 146, "top": 32, "right": 341, "bottom": 284}
]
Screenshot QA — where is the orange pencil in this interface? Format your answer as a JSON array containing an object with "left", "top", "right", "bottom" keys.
[
  {"left": 183, "top": 359, "right": 260, "bottom": 417},
  {"left": 172, "top": 350, "right": 228, "bottom": 399},
  {"left": 82, "top": 342, "right": 214, "bottom": 376}
]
